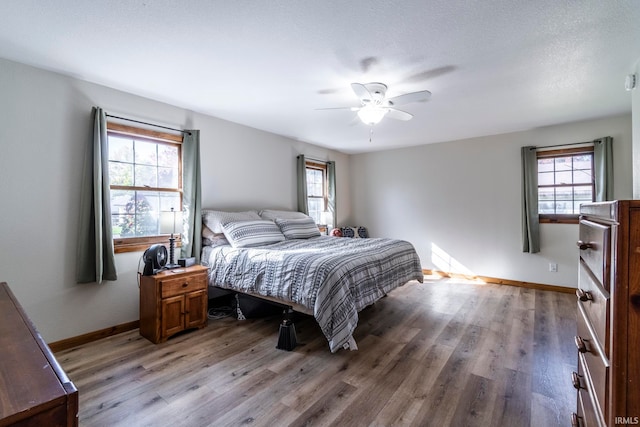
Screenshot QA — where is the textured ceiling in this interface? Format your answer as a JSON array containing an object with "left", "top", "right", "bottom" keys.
[{"left": 1, "top": 0, "right": 639, "bottom": 153}]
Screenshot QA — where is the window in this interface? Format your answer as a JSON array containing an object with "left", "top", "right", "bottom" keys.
[
  {"left": 107, "top": 123, "right": 183, "bottom": 252},
  {"left": 306, "top": 161, "right": 327, "bottom": 224},
  {"left": 537, "top": 146, "right": 594, "bottom": 223}
]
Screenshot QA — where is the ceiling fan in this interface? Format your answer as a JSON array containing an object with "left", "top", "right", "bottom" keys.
[{"left": 321, "top": 82, "right": 432, "bottom": 126}]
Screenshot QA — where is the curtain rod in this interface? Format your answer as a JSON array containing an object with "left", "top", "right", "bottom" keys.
[
  {"left": 106, "top": 114, "right": 192, "bottom": 135},
  {"left": 297, "top": 155, "right": 330, "bottom": 164},
  {"left": 535, "top": 141, "right": 592, "bottom": 150}
]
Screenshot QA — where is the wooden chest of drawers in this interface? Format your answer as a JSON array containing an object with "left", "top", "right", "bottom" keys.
[
  {"left": 139, "top": 265, "right": 209, "bottom": 344},
  {"left": 573, "top": 201, "right": 640, "bottom": 426},
  {"left": 0, "top": 282, "right": 78, "bottom": 426}
]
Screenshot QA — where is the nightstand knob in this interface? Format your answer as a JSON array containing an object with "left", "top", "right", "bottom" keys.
[
  {"left": 575, "top": 336, "right": 587, "bottom": 353},
  {"left": 182, "top": 283, "right": 188, "bottom": 288}
]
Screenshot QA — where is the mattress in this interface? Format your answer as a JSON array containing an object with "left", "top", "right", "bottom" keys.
[{"left": 202, "top": 235, "right": 423, "bottom": 352}]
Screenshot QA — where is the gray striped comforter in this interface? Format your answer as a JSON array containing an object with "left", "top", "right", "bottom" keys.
[{"left": 202, "top": 235, "right": 423, "bottom": 352}]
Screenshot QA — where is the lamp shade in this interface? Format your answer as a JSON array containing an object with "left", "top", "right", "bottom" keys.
[
  {"left": 321, "top": 210, "right": 333, "bottom": 228},
  {"left": 159, "top": 209, "right": 183, "bottom": 235}
]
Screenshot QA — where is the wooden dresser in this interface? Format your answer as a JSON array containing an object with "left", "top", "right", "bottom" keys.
[
  {"left": 0, "top": 282, "right": 78, "bottom": 426},
  {"left": 573, "top": 201, "right": 640, "bottom": 426},
  {"left": 139, "top": 265, "right": 209, "bottom": 344}
]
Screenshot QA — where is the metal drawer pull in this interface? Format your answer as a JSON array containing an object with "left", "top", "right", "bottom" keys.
[
  {"left": 571, "top": 371, "right": 582, "bottom": 389},
  {"left": 576, "top": 289, "right": 593, "bottom": 302},
  {"left": 576, "top": 240, "right": 592, "bottom": 250},
  {"left": 571, "top": 413, "right": 581, "bottom": 427},
  {"left": 574, "top": 336, "right": 587, "bottom": 353}
]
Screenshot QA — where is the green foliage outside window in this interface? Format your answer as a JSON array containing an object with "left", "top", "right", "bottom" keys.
[{"left": 108, "top": 132, "right": 181, "bottom": 238}]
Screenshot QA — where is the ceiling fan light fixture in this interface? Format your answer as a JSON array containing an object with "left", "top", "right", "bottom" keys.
[{"left": 357, "top": 106, "right": 388, "bottom": 125}]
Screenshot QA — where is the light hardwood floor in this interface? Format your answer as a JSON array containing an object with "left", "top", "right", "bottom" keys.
[{"left": 55, "top": 275, "right": 577, "bottom": 427}]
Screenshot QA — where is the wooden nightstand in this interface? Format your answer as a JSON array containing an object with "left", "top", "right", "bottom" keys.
[{"left": 139, "top": 265, "right": 209, "bottom": 344}]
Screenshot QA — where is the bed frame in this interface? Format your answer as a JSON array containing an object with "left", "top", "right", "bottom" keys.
[{"left": 212, "top": 285, "right": 311, "bottom": 350}]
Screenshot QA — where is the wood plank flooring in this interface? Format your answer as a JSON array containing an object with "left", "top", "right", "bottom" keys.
[{"left": 55, "top": 275, "right": 577, "bottom": 427}]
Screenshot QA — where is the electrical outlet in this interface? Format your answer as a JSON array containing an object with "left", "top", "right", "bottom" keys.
[{"left": 549, "top": 263, "right": 558, "bottom": 272}]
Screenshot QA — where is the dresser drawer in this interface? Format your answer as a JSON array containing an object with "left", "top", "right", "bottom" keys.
[
  {"left": 160, "top": 272, "right": 207, "bottom": 298},
  {"left": 576, "top": 305, "right": 609, "bottom": 420},
  {"left": 578, "top": 219, "right": 611, "bottom": 291},
  {"left": 576, "top": 381, "right": 604, "bottom": 427},
  {"left": 577, "top": 261, "right": 610, "bottom": 356}
]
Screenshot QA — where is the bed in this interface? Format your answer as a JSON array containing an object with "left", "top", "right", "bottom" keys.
[{"left": 201, "top": 209, "right": 424, "bottom": 352}]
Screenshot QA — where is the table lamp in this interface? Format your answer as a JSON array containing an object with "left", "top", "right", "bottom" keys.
[{"left": 160, "top": 207, "right": 182, "bottom": 269}]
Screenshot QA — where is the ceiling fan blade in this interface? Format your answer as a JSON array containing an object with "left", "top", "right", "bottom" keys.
[
  {"left": 386, "top": 90, "right": 432, "bottom": 106},
  {"left": 315, "top": 107, "right": 360, "bottom": 111},
  {"left": 386, "top": 108, "right": 413, "bottom": 121},
  {"left": 351, "top": 83, "right": 372, "bottom": 103},
  {"left": 402, "top": 65, "right": 456, "bottom": 84}
]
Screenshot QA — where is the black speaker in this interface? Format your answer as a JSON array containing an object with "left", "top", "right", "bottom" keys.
[{"left": 178, "top": 257, "right": 196, "bottom": 267}]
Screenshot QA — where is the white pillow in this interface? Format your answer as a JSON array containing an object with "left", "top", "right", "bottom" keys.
[
  {"left": 259, "top": 209, "right": 310, "bottom": 221},
  {"left": 202, "top": 209, "right": 260, "bottom": 233},
  {"left": 203, "top": 235, "right": 230, "bottom": 247},
  {"left": 275, "top": 217, "right": 321, "bottom": 239},
  {"left": 201, "top": 225, "right": 229, "bottom": 247},
  {"left": 222, "top": 220, "right": 285, "bottom": 248}
]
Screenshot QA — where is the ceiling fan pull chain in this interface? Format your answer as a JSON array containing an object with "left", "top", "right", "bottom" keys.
[{"left": 369, "top": 127, "right": 373, "bottom": 143}]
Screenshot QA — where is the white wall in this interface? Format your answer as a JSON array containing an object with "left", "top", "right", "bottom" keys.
[
  {"left": 348, "top": 114, "right": 632, "bottom": 288},
  {"left": 0, "top": 58, "right": 349, "bottom": 342}
]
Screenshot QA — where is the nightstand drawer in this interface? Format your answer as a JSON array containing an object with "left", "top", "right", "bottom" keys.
[{"left": 160, "top": 273, "right": 207, "bottom": 298}]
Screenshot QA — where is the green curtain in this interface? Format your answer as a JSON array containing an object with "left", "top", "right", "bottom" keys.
[
  {"left": 327, "top": 161, "right": 337, "bottom": 228},
  {"left": 181, "top": 130, "right": 202, "bottom": 263},
  {"left": 521, "top": 146, "right": 540, "bottom": 253},
  {"left": 297, "top": 155, "right": 308, "bottom": 214},
  {"left": 76, "top": 107, "right": 117, "bottom": 283},
  {"left": 593, "top": 136, "right": 613, "bottom": 202}
]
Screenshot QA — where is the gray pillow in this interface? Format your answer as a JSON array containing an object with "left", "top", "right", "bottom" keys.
[{"left": 222, "top": 220, "right": 285, "bottom": 248}]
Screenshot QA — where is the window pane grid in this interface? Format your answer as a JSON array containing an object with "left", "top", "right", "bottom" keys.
[
  {"left": 537, "top": 151, "right": 594, "bottom": 216},
  {"left": 306, "top": 163, "right": 327, "bottom": 224},
  {"left": 306, "top": 169, "right": 323, "bottom": 197},
  {"left": 108, "top": 129, "right": 181, "bottom": 239},
  {"left": 110, "top": 191, "right": 182, "bottom": 238}
]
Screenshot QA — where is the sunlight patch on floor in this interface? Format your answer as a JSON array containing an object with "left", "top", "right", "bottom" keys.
[
  {"left": 428, "top": 243, "right": 487, "bottom": 285},
  {"left": 423, "top": 272, "right": 445, "bottom": 281},
  {"left": 444, "top": 276, "right": 487, "bottom": 285},
  {"left": 431, "top": 243, "right": 475, "bottom": 276},
  {"left": 421, "top": 272, "right": 487, "bottom": 286}
]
